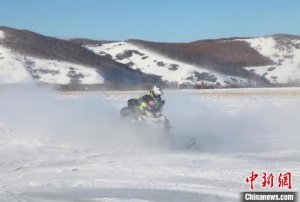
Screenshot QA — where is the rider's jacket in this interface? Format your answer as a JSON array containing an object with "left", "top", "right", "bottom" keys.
[{"left": 138, "top": 91, "right": 164, "bottom": 113}]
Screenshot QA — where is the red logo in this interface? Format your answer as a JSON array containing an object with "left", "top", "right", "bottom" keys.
[
  {"left": 278, "top": 172, "right": 292, "bottom": 189},
  {"left": 245, "top": 171, "right": 259, "bottom": 190},
  {"left": 262, "top": 172, "right": 274, "bottom": 188},
  {"left": 245, "top": 171, "right": 292, "bottom": 190}
]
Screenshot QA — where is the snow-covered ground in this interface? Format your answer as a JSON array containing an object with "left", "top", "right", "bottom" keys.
[
  {"left": 86, "top": 42, "right": 250, "bottom": 86},
  {"left": 241, "top": 36, "right": 300, "bottom": 84},
  {"left": 0, "top": 86, "right": 299, "bottom": 201}
]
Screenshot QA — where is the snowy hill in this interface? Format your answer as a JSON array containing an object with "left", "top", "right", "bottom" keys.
[
  {"left": 0, "top": 33, "right": 32, "bottom": 84},
  {"left": 240, "top": 35, "right": 300, "bottom": 84},
  {"left": 126, "top": 39, "right": 272, "bottom": 84},
  {"left": 85, "top": 41, "right": 253, "bottom": 87},
  {"left": 86, "top": 36, "right": 300, "bottom": 87},
  {"left": 1, "top": 26, "right": 300, "bottom": 88},
  {"left": 0, "top": 27, "right": 160, "bottom": 86},
  {"left": 0, "top": 36, "right": 103, "bottom": 85}
]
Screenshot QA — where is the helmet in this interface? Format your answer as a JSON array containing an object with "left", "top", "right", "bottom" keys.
[{"left": 151, "top": 85, "right": 163, "bottom": 97}]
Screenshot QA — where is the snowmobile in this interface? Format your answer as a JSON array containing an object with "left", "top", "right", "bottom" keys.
[
  {"left": 120, "top": 106, "right": 197, "bottom": 149},
  {"left": 120, "top": 106, "right": 174, "bottom": 147},
  {"left": 121, "top": 107, "right": 169, "bottom": 129}
]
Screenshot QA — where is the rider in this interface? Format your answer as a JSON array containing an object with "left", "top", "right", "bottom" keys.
[
  {"left": 128, "top": 85, "right": 165, "bottom": 116},
  {"left": 124, "top": 85, "right": 170, "bottom": 130}
]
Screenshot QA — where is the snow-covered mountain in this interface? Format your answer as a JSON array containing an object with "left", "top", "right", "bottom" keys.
[
  {"left": 85, "top": 41, "right": 252, "bottom": 87},
  {"left": 0, "top": 27, "right": 160, "bottom": 87},
  {"left": 82, "top": 36, "right": 300, "bottom": 87},
  {"left": 1, "top": 26, "right": 300, "bottom": 88},
  {"left": 0, "top": 34, "right": 32, "bottom": 84},
  {"left": 240, "top": 35, "right": 300, "bottom": 84},
  {"left": 0, "top": 36, "right": 103, "bottom": 85}
]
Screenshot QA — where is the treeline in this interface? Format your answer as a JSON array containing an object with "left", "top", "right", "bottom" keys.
[
  {"left": 54, "top": 82, "right": 168, "bottom": 91},
  {"left": 69, "top": 38, "right": 118, "bottom": 46},
  {"left": 54, "top": 81, "right": 266, "bottom": 92}
]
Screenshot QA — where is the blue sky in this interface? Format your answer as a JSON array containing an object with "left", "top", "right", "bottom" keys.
[{"left": 0, "top": 0, "right": 299, "bottom": 42}]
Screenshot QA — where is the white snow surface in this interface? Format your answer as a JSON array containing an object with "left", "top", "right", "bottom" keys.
[
  {"left": 86, "top": 42, "right": 249, "bottom": 86},
  {"left": 0, "top": 86, "right": 299, "bottom": 202},
  {"left": 0, "top": 30, "right": 4, "bottom": 39},
  {"left": 240, "top": 36, "right": 300, "bottom": 84},
  {"left": 0, "top": 46, "right": 33, "bottom": 84},
  {"left": 23, "top": 56, "right": 104, "bottom": 84}
]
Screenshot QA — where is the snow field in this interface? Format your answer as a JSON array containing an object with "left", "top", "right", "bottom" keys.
[{"left": 0, "top": 87, "right": 299, "bottom": 201}]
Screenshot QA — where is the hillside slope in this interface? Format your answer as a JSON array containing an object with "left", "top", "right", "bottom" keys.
[
  {"left": 85, "top": 41, "right": 256, "bottom": 87},
  {"left": 240, "top": 35, "right": 300, "bottom": 84},
  {"left": 1, "top": 26, "right": 300, "bottom": 88},
  {"left": 86, "top": 35, "right": 300, "bottom": 87},
  {"left": 127, "top": 39, "right": 272, "bottom": 84},
  {"left": 0, "top": 27, "right": 161, "bottom": 85}
]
